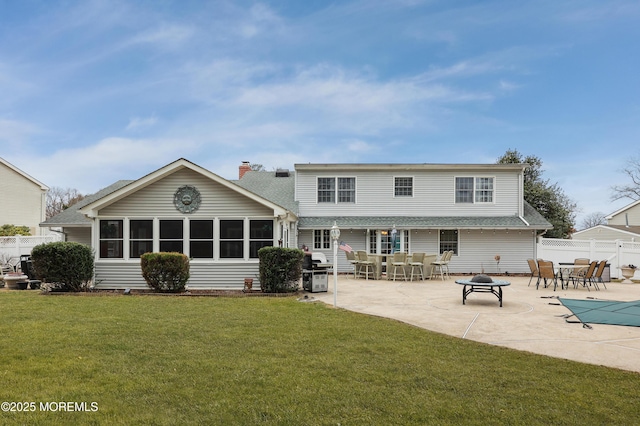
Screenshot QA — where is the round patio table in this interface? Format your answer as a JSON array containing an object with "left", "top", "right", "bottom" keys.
[{"left": 454, "top": 279, "right": 511, "bottom": 307}]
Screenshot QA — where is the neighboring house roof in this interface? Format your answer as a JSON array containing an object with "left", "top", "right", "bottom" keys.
[
  {"left": 78, "top": 158, "right": 295, "bottom": 220},
  {"left": 0, "top": 156, "right": 49, "bottom": 191},
  {"left": 605, "top": 225, "right": 640, "bottom": 235},
  {"left": 573, "top": 224, "right": 640, "bottom": 239},
  {"left": 233, "top": 170, "right": 298, "bottom": 214},
  {"left": 40, "top": 180, "right": 134, "bottom": 227}
]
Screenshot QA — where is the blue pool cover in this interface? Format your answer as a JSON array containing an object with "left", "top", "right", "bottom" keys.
[{"left": 559, "top": 298, "right": 640, "bottom": 327}]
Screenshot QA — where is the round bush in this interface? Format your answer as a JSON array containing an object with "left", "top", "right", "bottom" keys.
[
  {"left": 140, "top": 252, "right": 190, "bottom": 292},
  {"left": 31, "top": 242, "right": 94, "bottom": 292}
]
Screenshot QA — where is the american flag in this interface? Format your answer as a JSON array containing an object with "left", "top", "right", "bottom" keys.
[{"left": 338, "top": 241, "right": 352, "bottom": 252}]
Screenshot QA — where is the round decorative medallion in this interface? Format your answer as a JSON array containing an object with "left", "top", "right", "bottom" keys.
[{"left": 173, "top": 185, "right": 201, "bottom": 213}]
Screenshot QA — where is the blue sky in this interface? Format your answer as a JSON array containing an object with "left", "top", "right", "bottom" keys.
[{"left": 1, "top": 0, "right": 639, "bottom": 227}]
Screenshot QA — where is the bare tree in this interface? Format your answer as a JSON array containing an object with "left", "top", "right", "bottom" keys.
[
  {"left": 580, "top": 212, "right": 606, "bottom": 230},
  {"left": 611, "top": 156, "right": 640, "bottom": 201},
  {"left": 46, "top": 187, "right": 85, "bottom": 218}
]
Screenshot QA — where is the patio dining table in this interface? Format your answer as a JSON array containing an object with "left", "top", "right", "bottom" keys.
[{"left": 555, "top": 263, "right": 590, "bottom": 290}]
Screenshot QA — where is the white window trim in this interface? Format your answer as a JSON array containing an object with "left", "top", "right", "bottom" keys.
[
  {"left": 454, "top": 176, "right": 495, "bottom": 204},
  {"left": 95, "top": 216, "right": 275, "bottom": 262},
  {"left": 393, "top": 176, "right": 414, "bottom": 198},
  {"left": 316, "top": 176, "right": 357, "bottom": 204}
]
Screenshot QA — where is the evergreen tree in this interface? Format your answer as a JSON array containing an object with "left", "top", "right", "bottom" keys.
[{"left": 497, "top": 149, "right": 576, "bottom": 239}]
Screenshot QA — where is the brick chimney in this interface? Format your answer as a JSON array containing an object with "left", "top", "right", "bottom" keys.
[{"left": 239, "top": 161, "right": 252, "bottom": 179}]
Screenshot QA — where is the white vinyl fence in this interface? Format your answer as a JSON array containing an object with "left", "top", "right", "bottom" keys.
[
  {"left": 537, "top": 237, "right": 640, "bottom": 279},
  {"left": 0, "top": 235, "right": 62, "bottom": 265}
]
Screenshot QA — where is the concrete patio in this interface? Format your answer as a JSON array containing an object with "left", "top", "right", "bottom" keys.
[{"left": 309, "top": 274, "right": 640, "bottom": 373}]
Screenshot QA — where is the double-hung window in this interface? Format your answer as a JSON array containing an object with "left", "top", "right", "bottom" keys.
[
  {"left": 130, "top": 220, "right": 153, "bottom": 258},
  {"left": 439, "top": 230, "right": 458, "bottom": 255},
  {"left": 317, "top": 178, "right": 335, "bottom": 203},
  {"left": 190, "top": 220, "right": 214, "bottom": 258},
  {"left": 160, "top": 220, "right": 184, "bottom": 253},
  {"left": 317, "top": 177, "right": 355, "bottom": 203},
  {"left": 100, "top": 220, "right": 123, "bottom": 258},
  {"left": 394, "top": 177, "right": 413, "bottom": 197},
  {"left": 314, "top": 230, "right": 331, "bottom": 249},
  {"left": 220, "top": 220, "right": 243, "bottom": 258},
  {"left": 475, "top": 177, "right": 494, "bottom": 203},
  {"left": 455, "top": 177, "right": 494, "bottom": 203},
  {"left": 337, "top": 177, "right": 356, "bottom": 203},
  {"left": 250, "top": 220, "right": 273, "bottom": 258}
]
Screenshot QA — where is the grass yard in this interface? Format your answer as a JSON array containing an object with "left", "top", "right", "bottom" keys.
[{"left": 0, "top": 291, "right": 639, "bottom": 425}]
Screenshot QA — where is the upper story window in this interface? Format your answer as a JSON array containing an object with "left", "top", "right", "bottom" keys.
[
  {"left": 394, "top": 177, "right": 413, "bottom": 197},
  {"left": 317, "top": 177, "right": 356, "bottom": 203},
  {"left": 317, "top": 178, "right": 335, "bottom": 203},
  {"left": 455, "top": 177, "right": 494, "bottom": 203}
]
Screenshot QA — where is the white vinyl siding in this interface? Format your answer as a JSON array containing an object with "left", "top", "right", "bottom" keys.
[
  {"left": 607, "top": 202, "right": 640, "bottom": 226},
  {"left": 297, "top": 228, "right": 534, "bottom": 275},
  {"left": 99, "top": 168, "right": 273, "bottom": 217},
  {"left": 297, "top": 170, "right": 517, "bottom": 217},
  {"left": 0, "top": 162, "right": 47, "bottom": 235},
  {"left": 94, "top": 261, "right": 262, "bottom": 290}
]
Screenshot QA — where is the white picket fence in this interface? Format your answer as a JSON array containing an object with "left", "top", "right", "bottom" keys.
[
  {"left": 537, "top": 237, "right": 640, "bottom": 279},
  {"left": 0, "top": 235, "right": 62, "bottom": 265}
]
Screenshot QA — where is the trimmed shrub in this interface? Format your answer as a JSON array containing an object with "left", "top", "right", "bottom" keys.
[
  {"left": 141, "top": 252, "right": 190, "bottom": 292},
  {"left": 31, "top": 242, "right": 94, "bottom": 292},
  {"left": 0, "top": 224, "right": 31, "bottom": 236},
  {"left": 258, "top": 247, "right": 303, "bottom": 293}
]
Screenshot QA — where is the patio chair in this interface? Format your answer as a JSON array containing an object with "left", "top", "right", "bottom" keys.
[
  {"left": 344, "top": 250, "right": 359, "bottom": 279},
  {"left": 431, "top": 251, "right": 452, "bottom": 280},
  {"left": 19, "top": 255, "right": 41, "bottom": 290},
  {"left": 356, "top": 251, "right": 375, "bottom": 280},
  {"left": 409, "top": 252, "right": 426, "bottom": 281},
  {"left": 592, "top": 260, "right": 608, "bottom": 290},
  {"left": 568, "top": 258, "right": 590, "bottom": 284},
  {"left": 537, "top": 259, "right": 559, "bottom": 291},
  {"left": 576, "top": 261, "right": 598, "bottom": 291},
  {"left": 527, "top": 258, "right": 539, "bottom": 287},
  {"left": 390, "top": 252, "right": 408, "bottom": 281}
]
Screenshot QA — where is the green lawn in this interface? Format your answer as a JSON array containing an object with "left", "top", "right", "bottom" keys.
[{"left": 0, "top": 291, "right": 639, "bottom": 425}]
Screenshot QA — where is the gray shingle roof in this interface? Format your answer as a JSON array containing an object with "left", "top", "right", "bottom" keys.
[
  {"left": 40, "top": 180, "right": 134, "bottom": 227},
  {"left": 233, "top": 171, "right": 298, "bottom": 214},
  {"left": 299, "top": 201, "right": 551, "bottom": 230},
  {"left": 298, "top": 215, "right": 544, "bottom": 229}
]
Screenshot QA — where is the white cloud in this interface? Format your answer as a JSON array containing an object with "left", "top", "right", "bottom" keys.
[
  {"left": 238, "top": 3, "right": 284, "bottom": 38},
  {"left": 125, "top": 25, "right": 195, "bottom": 50},
  {"left": 0, "top": 118, "right": 39, "bottom": 148},
  {"left": 347, "top": 139, "right": 375, "bottom": 152},
  {"left": 126, "top": 116, "right": 158, "bottom": 130},
  {"left": 27, "top": 137, "right": 199, "bottom": 193}
]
